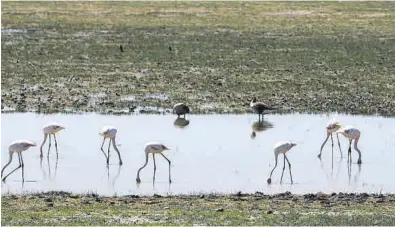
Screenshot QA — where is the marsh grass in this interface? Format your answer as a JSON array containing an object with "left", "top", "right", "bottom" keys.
[
  {"left": 1, "top": 2, "right": 395, "bottom": 115},
  {"left": 2, "top": 191, "right": 395, "bottom": 225}
]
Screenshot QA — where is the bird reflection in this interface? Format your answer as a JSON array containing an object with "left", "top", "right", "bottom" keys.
[
  {"left": 173, "top": 117, "right": 190, "bottom": 128},
  {"left": 319, "top": 156, "right": 341, "bottom": 182},
  {"left": 348, "top": 160, "right": 362, "bottom": 186},
  {"left": 109, "top": 165, "right": 122, "bottom": 188},
  {"left": 40, "top": 155, "right": 59, "bottom": 180},
  {"left": 250, "top": 120, "right": 274, "bottom": 139}
]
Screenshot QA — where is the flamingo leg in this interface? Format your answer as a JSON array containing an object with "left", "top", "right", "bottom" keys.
[
  {"left": 160, "top": 153, "right": 172, "bottom": 183},
  {"left": 267, "top": 154, "right": 279, "bottom": 184},
  {"left": 348, "top": 139, "right": 352, "bottom": 165},
  {"left": 318, "top": 134, "right": 330, "bottom": 158},
  {"left": 100, "top": 138, "right": 108, "bottom": 163},
  {"left": 40, "top": 134, "right": 48, "bottom": 158},
  {"left": 107, "top": 138, "right": 111, "bottom": 165},
  {"left": 280, "top": 154, "right": 286, "bottom": 183},
  {"left": 330, "top": 133, "right": 334, "bottom": 160},
  {"left": 285, "top": 154, "right": 293, "bottom": 184},
  {"left": 2, "top": 154, "right": 22, "bottom": 182},
  {"left": 53, "top": 134, "right": 58, "bottom": 157},
  {"left": 111, "top": 138, "right": 123, "bottom": 165},
  {"left": 47, "top": 134, "right": 52, "bottom": 156},
  {"left": 152, "top": 154, "right": 156, "bottom": 182},
  {"left": 336, "top": 133, "right": 343, "bottom": 158},
  {"left": 20, "top": 153, "right": 25, "bottom": 182}
]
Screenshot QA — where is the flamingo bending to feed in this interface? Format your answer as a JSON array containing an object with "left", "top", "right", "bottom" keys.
[
  {"left": 337, "top": 126, "right": 362, "bottom": 164},
  {"left": 318, "top": 119, "right": 342, "bottom": 159},
  {"left": 2, "top": 140, "right": 37, "bottom": 182},
  {"left": 40, "top": 122, "right": 65, "bottom": 157},
  {"left": 250, "top": 97, "right": 275, "bottom": 122},
  {"left": 136, "top": 142, "right": 172, "bottom": 183},
  {"left": 99, "top": 126, "right": 123, "bottom": 165},
  {"left": 173, "top": 103, "right": 190, "bottom": 118},
  {"left": 267, "top": 141, "right": 297, "bottom": 184}
]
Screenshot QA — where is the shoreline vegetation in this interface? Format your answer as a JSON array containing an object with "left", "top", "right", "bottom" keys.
[
  {"left": 2, "top": 191, "right": 395, "bottom": 225},
  {"left": 1, "top": 2, "right": 395, "bottom": 116}
]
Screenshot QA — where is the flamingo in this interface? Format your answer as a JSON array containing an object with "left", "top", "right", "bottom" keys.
[
  {"left": 337, "top": 126, "right": 362, "bottom": 164},
  {"left": 99, "top": 126, "right": 123, "bottom": 165},
  {"left": 1, "top": 140, "right": 37, "bottom": 182},
  {"left": 173, "top": 103, "right": 190, "bottom": 118},
  {"left": 136, "top": 142, "right": 172, "bottom": 183},
  {"left": 250, "top": 97, "right": 275, "bottom": 122},
  {"left": 40, "top": 122, "right": 65, "bottom": 157},
  {"left": 267, "top": 141, "right": 297, "bottom": 184},
  {"left": 318, "top": 119, "right": 342, "bottom": 159}
]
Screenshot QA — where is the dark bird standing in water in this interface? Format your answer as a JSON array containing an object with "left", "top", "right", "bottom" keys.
[
  {"left": 173, "top": 103, "right": 190, "bottom": 118},
  {"left": 250, "top": 97, "right": 275, "bottom": 122},
  {"left": 120, "top": 45, "right": 124, "bottom": 52}
]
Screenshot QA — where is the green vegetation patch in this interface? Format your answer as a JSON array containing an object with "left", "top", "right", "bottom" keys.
[{"left": 1, "top": 2, "right": 395, "bottom": 115}]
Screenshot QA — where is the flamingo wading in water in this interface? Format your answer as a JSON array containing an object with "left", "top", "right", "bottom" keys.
[
  {"left": 250, "top": 97, "right": 275, "bottom": 122},
  {"left": 99, "top": 126, "right": 123, "bottom": 165},
  {"left": 40, "top": 122, "right": 65, "bottom": 157},
  {"left": 173, "top": 103, "right": 190, "bottom": 118},
  {"left": 1, "top": 140, "right": 37, "bottom": 182},
  {"left": 267, "top": 141, "right": 297, "bottom": 184},
  {"left": 318, "top": 119, "right": 342, "bottom": 159},
  {"left": 337, "top": 126, "right": 362, "bottom": 164},
  {"left": 136, "top": 142, "right": 172, "bottom": 183}
]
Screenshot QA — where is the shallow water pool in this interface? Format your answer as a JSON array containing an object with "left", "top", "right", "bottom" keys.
[{"left": 1, "top": 112, "right": 394, "bottom": 195}]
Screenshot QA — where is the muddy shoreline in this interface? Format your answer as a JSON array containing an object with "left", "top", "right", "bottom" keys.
[{"left": 2, "top": 191, "right": 395, "bottom": 225}]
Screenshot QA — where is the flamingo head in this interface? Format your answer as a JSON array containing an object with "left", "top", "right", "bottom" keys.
[{"left": 162, "top": 145, "right": 170, "bottom": 150}]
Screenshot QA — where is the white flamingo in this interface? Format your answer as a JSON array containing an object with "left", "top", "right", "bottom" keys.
[
  {"left": 267, "top": 141, "right": 297, "bottom": 184},
  {"left": 99, "top": 126, "right": 123, "bottom": 165},
  {"left": 40, "top": 122, "right": 65, "bottom": 157},
  {"left": 337, "top": 126, "right": 362, "bottom": 164},
  {"left": 318, "top": 119, "right": 342, "bottom": 159},
  {"left": 136, "top": 142, "right": 172, "bottom": 183},
  {"left": 1, "top": 140, "right": 37, "bottom": 182},
  {"left": 173, "top": 103, "right": 190, "bottom": 118}
]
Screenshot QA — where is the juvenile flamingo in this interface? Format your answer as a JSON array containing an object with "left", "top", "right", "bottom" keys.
[
  {"left": 173, "top": 103, "right": 190, "bottom": 118},
  {"left": 318, "top": 119, "right": 342, "bottom": 159},
  {"left": 2, "top": 140, "right": 37, "bottom": 182},
  {"left": 267, "top": 141, "right": 297, "bottom": 184},
  {"left": 250, "top": 97, "right": 275, "bottom": 122},
  {"left": 99, "top": 126, "right": 123, "bottom": 165},
  {"left": 136, "top": 142, "right": 172, "bottom": 183},
  {"left": 40, "top": 122, "right": 65, "bottom": 157},
  {"left": 337, "top": 126, "right": 362, "bottom": 164}
]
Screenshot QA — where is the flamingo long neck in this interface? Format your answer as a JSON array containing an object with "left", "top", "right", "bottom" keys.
[
  {"left": 354, "top": 138, "right": 361, "bottom": 160},
  {"left": 1, "top": 151, "right": 14, "bottom": 177},
  {"left": 136, "top": 152, "right": 149, "bottom": 179},
  {"left": 320, "top": 133, "right": 330, "bottom": 153},
  {"left": 111, "top": 138, "right": 122, "bottom": 162},
  {"left": 40, "top": 134, "right": 48, "bottom": 150}
]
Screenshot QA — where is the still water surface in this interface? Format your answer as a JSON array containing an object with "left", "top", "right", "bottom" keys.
[{"left": 1, "top": 113, "right": 394, "bottom": 195}]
